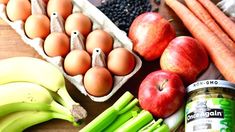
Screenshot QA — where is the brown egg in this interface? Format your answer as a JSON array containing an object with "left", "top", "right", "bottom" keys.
[
  {"left": 6, "top": 0, "right": 31, "bottom": 22},
  {"left": 47, "top": 0, "right": 72, "bottom": 20},
  {"left": 0, "top": 0, "right": 9, "bottom": 4},
  {"left": 84, "top": 67, "right": 113, "bottom": 97},
  {"left": 24, "top": 14, "right": 50, "bottom": 39},
  {"left": 64, "top": 50, "right": 91, "bottom": 76},
  {"left": 86, "top": 30, "right": 113, "bottom": 55},
  {"left": 65, "top": 13, "right": 92, "bottom": 37},
  {"left": 107, "top": 48, "right": 136, "bottom": 76},
  {"left": 44, "top": 32, "right": 70, "bottom": 57}
]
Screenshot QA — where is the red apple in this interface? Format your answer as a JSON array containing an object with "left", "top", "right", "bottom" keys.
[
  {"left": 138, "top": 70, "right": 185, "bottom": 118},
  {"left": 128, "top": 12, "right": 176, "bottom": 61},
  {"left": 160, "top": 36, "right": 209, "bottom": 84}
]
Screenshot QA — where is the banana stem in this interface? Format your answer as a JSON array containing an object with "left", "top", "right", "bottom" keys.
[
  {"left": 57, "top": 86, "right": 76, "bottom": 108},
  {"left": 1, "top": 111, "right": 76, "bottom": 132},
  {"left": 57, "top": 86, "right": 87, "bottom": 120}
]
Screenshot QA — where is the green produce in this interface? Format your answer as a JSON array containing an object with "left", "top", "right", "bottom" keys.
[
  {"left": 0, "top": 82, "right": 75, "bottom": 119},
  {"left": 0, "top": 102, "right": 72, "bottom": 118},
  {"left": 80, "top": 92, "right": 139, "bottom": 132},
  {"left": 0, "top": 57, "right": 87, "bottom": 120},
  {"left": 153, "top": 124, "right": 169, "bottom": 132},
  {"left": 103, "top": 106, "right": 141, "bottom": 132},
  {"left": 81, "top": 91, "right": 172, "bottom": 132},
  {"left": 163, "top": 104, "right": 184, "bottom": 132},
  {"left": 138, "top": 119, "right": 163, "bottom": 132},
  {"left": 0, "top": 111, "right": 37, "bottom": 131},
  {"left": 0, "top": 82, "right": 79, "bottom": 131},
  {"left": 114, "top": 110, "right": 153, "bottom": 132},
  {"left": 0, "top": 82, "right": 70, "bottom": 116},
  {"left": 0, "top": 82, "right": 54, "bottom": 106},
  {"left": 1, "top": 111, "right": 75, "bottom": 132}
]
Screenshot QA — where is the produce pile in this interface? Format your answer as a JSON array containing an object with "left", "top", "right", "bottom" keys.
[
  {"left": 0, "top": 0, "right": 142, "bottom": 102},
  {"left": 0, "top": 57, "right": 87, "bottom": 131},
  {"left": 81, "top": 92, "right": 182, "bottom": 132},
  {"left": 1, "top": 0, "right": 235, "bottom": 131}
]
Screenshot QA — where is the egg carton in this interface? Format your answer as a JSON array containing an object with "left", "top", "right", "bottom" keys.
[{"left": 0, "top": 0, "right": 142, "bottom": 102}]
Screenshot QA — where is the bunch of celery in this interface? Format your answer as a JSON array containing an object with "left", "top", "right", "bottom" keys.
[{"left": 80, "top": 92, "right": 170, "bottom": 132}]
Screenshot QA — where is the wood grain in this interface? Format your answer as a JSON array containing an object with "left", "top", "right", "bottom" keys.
[{"left": 0, "top": 0, "right": 220, "bottom": 131}]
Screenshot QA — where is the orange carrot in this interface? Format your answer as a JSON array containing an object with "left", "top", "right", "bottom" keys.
[
  {"left": 165, "top": 0, "right": 235, "bottom": 83},
  {"left": 197, "top": 0, "right": 235, "bottom": 42},
  {"left": 185, "top": 0, "right": 235, "bottom": 53}
]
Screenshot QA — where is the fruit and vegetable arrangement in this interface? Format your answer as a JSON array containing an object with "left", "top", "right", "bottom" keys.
[
  {"left": 0, "top": 0, "right": 235, "bottom": 131},
  {"left": 0, "top": 0, "right": 142, "bottom": 102}
]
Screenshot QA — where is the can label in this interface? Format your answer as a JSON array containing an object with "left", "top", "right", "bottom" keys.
[{"left": 185, "top": 98, "right": 235, "bottom": 132}]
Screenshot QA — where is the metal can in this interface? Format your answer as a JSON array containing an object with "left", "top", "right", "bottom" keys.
[{"left": 185, "top": 80, "right": 235, "bottom": 132}]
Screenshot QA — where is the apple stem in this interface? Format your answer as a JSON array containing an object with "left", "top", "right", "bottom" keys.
[
  {"left": 168, "top": 19, "right": 174, "bottom": 23},
  {"left": 158, "top": 79, "right": 168, "bottom": 91}
]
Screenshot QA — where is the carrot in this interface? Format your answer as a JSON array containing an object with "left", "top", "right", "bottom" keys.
[
  {"left": 197, "top": 0, "right": 235, "bottom": 42},
  {"left": 185, "top": 0, "right": 235, "bottom": 53},
  {"left": 164, "top": 0, "right": 235, "bottom": 83}
]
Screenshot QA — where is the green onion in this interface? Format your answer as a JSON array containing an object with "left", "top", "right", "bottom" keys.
[
  {"left": 153, "top": 123, "right": 170, "bottom": 132},
  {"left": 104, "top": 106, "right": 141, "bottom": 132},
  {"left": 114, "top": 110, "right": 153, "bottom": 132},
  {"left": 138, "top": 118, "right": 163, "bottom": 132},
  {"left": 163, "top": 104, "right": 185, "bottom": 131},
  {"left": 80, "top": 92, "right": 138, "bottom": 132}
]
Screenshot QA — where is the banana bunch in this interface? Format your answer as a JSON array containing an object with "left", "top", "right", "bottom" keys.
[{"left": 0, "top": 57, "right": 87, "bottom": 131}]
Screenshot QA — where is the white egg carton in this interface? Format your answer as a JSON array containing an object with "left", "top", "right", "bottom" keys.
[{"left": 0, "top": 0, "right": 142, "bottom": 102}]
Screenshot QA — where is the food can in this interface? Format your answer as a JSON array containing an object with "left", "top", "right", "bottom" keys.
[{"left": 185, "top": 80, "right": 235, "bottom": 132}]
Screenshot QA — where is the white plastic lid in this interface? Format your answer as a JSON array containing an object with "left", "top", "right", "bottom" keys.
[{"left": 187, "top": 80, "right": 235, "bottom": 93}]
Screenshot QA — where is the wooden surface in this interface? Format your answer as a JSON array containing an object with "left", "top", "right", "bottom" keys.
[{"left": 0, "top": 0, "right": 220, "bottom": 131}]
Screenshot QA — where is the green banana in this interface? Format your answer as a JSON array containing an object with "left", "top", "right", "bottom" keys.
[
  {"left": 0, "top": 82, "right": 54, "bottom": 105},
  {"left": 0, "top": 102, "right": 73, "bottom": 118},
  {"left": 0, "top": 82, "right": 71, "bottom": 117},
  {"left": 0, "top": 111, "right": 76, "bottom": 132},
  {"left": 0, "top": 111, "right": 36, "bottom": 131},
  {"left": 0, "top": 57, "right": 87, "bottom": 120}
]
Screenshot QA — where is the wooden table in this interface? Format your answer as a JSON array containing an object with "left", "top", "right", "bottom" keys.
[{"left": 0, "top": 0, "right": 220, "bottom": 131}]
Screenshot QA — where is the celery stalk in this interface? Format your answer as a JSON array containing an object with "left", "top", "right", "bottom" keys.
[
  {"left": 115, "top": 110, "right": 153, "bottom": 132},
  {"left": 104, "top": 106, "right": 141, "bottom": 132},
  {"left": 113, "top": 92, "right": 134, "bottom": 111},
  {"left": 119, "top": 98, "right": 138, "bottom": 114},
  {"left": 138, "top": 118, "right": 163, "bottom": 132},
  {"left": 153, "top": 123, "right": 170, "bottom": 132},
  {"left": 80, "top": 92, "right": 137, "bottom": 132}
]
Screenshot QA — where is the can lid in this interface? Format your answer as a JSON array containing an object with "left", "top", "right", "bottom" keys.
[{"left": 187, "top": 80, "right": 235, "bottom": 93}]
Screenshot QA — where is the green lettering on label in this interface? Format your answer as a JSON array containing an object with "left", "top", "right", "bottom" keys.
[{"left": 219, "top": 98, "right": 235, "bottom": 131}]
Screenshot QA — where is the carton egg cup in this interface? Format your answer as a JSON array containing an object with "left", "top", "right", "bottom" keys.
[{"left": 0, "top": 0, "right": 142, "bottom": 102}]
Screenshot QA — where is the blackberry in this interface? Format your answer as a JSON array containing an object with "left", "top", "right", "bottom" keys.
[{"left": 98, "top": 0, "right": 152, "bottom": 33}]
